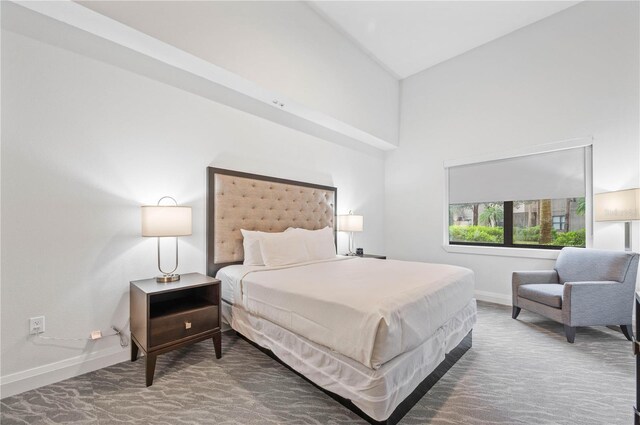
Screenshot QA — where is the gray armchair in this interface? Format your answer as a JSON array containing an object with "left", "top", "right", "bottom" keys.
[{"left": 512, "top": 247, "right": 639, "bottom": 343}]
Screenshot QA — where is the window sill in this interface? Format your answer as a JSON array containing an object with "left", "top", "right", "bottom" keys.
[{"left": 442, "top": 244, "right": 560, "bottom": 260}]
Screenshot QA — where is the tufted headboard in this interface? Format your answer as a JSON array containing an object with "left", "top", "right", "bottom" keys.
[{"left": 206, "top": 167, "right": 337, "bottom": 277}]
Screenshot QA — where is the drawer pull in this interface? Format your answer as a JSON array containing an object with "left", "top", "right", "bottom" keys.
[{"left": 185, "top": 321, "right": 192, "bottom": 330}]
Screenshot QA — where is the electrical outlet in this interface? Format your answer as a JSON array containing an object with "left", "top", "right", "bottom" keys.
[{"left": 29, "top": 316, "right": 45, "bottom": 335}]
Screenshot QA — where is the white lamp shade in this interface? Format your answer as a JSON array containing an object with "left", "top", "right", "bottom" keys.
[
  {"left": 337, "top": 214, "right": 363, "bottom": 232},
  {"left": 594, "top": 188, "right": 640, "bottom": 222},
  {"left": 141, "top": 206, "right": 192, "bottom": 237}
]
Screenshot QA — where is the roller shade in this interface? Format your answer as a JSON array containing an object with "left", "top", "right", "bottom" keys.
[{"left": 448, "top": 147, "right": 586, "bottom": 204}]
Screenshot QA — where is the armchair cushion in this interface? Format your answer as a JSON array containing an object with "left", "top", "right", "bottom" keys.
[{"left": 518, "top": 284, "right": 563, "bottom": 308}]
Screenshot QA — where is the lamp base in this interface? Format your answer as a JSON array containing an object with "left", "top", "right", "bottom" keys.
[{"left": 156, "top": 274, "right": 180, "bottom": 283}]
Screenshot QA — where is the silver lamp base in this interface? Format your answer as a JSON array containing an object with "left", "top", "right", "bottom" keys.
[{"left": 156, "top": 274, "right": 180, "bottom": 283}]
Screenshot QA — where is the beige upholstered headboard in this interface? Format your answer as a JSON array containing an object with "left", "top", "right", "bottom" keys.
[{"left": 206, "top": 167, "right": 337, "bottom": 276}]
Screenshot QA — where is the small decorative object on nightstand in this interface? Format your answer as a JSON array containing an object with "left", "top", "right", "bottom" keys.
[
  {"left": 357, "top": 254, "right": 386, "bottom": 259},
  {"left": 130, "top": 272, "right": 221, "bottom": 386}
]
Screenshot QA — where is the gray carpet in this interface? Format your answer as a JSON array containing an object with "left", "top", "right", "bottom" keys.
[{"left": 1, "top": 302, "right": 634, "bottom": 425}]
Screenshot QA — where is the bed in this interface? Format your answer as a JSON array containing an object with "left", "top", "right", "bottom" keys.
[{"left": 206, "top": 167, "right": 477, "bottom": 424}]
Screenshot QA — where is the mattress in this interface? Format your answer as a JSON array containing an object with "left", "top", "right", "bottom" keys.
[
  {"left": 223, "top": 299, "right": 477, "bottom": 422},
  {"left": 217, "top": 257, "right": 474, "bottom": 369}
]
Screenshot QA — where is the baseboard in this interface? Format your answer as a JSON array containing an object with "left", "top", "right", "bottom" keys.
[
  {"left": 0, "top": 290, "right": 510, "bottom": 399},
  {"left": 0, "top": 345, "right": 129, "bottom": 399},
  {"left": 475, "top": 289, "right": 511, "bottom": 306}
]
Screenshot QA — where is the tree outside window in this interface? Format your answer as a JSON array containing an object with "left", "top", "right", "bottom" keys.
[{"left": 449, "top": 197, "right": 585, "bottom": 248}]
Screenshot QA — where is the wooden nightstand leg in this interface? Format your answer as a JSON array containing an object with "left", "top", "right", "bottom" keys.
[
  {"left": 131, "top": 342, "right": 139, "bottom": 362},
  {"left": 213, "top": 332, "right": 222, "bottom": 359},
  {"left": 145, "top": 354, "right": 157, "bottom": 387}
]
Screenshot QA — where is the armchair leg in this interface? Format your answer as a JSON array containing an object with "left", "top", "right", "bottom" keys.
[
  {"left": 512, "top": 306, "right": 521, "bottom": 319},
  {"left": 621, "top": 324, "right": 633, "bottom": 341},
  {"left": 564, "top": 325, "right": 576, "bottom": 343}
]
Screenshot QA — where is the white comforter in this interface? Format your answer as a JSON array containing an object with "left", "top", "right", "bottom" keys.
[{"left": 223, "top": 257, "right": 474, "bottom": 369}]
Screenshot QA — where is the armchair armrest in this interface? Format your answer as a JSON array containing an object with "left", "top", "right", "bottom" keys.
[
  {"left": 512, "top": 270, "right": 559, "bottom": 305},
  {"left": 563, "top": 281, "right": 632, "bottom": 326}
]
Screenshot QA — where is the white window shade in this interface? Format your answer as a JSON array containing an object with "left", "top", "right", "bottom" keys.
[{"left": 448, "top": 147, "right": 587, "bottom": 204}]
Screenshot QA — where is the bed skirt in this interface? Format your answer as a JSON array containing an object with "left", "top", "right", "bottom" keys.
[{"left": 223, "top": 299, "right": 476, "bottom": 423}]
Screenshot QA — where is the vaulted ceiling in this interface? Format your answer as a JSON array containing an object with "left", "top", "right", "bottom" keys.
[{"left": 309, "top": 1, "right": 580, "bottom": 79}]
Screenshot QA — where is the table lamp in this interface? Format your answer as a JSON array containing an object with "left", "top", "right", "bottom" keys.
[
  {"left": 594, "top": 188, "right": 640, "bottom": 251},
  {"left": 337, "top": 210, "right": 363, "bottom": 255},
  {"left": 141, "top": 196, "right": 192, "bottom": 282}
]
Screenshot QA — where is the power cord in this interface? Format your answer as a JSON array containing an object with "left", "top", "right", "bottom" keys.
[
  {"left": 35, "top": 326, "right": 129, "bottom": 348},
  {"left": 112, "top": 326, "right": 130, "bottom": 348}
]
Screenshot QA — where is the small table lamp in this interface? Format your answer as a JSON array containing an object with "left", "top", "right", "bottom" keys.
[
  {"left": 337, "top": 210, "right": 363, "bottom": 255},
  {"left": 141, "top": 196, "right": 192, "bottom": 282},
  {"left": 594, "top": 188, "right": 640, "bottom": 251}
]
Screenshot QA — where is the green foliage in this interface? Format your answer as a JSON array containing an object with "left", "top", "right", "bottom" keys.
[
  {"left": 452, "top": 225, "right": 585, "bottom": 247},
  {"left": 478, "top": 203, "right": 504, "bottom": 227},
  {"left": 514, "top": 226, "right": 557, "bottom": 243},
  {"left": 575, "top": 197, "right": 586, "bottom": 216},
  {"left": 553, "top": 229, "right": 586, "bottom": 247},
  {"left": 449, "top": 225, "right": 504, "bottom": 243},
  {"left": 514, "top": 225, "right": 584, "bottom": 247},
  {"left": 515, "top": 226, "right": 540, "bottom": 242}
]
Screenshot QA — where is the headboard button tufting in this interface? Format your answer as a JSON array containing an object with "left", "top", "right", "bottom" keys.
[{"left": 212, "top": 173, "right": 335, "bottom": 265}]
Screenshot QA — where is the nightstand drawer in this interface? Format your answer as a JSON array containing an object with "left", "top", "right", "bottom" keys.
[{"left": 149, "top": 305, "right": 218, "bottom": 348}]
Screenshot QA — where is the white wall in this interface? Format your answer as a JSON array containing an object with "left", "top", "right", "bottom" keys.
[
  {"left": 78, "top": 1, "right": 399, "bottom": 145},
  {"left": 0, "top": 28, "right": 385, "bottom": 396},
  {"left": 385, "top": 1, "right": 640, "bottom": 303}
]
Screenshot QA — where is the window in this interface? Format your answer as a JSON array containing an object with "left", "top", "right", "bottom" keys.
[
  {"left": 551, "top": 215, "right": 566, "bottom": 231},
  {"left": 449, "top": 202, "right": 504, "bottom": 244},
  {"left": 511, "top": 199, "right": 585, "bottom": 247},
  {"left": 446, "top": 145, "right": 590, "bottom": 249}
]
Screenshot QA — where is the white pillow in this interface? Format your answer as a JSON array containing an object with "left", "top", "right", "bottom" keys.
[
  {"left": 241, "top": 229, "right": 269, "bottom": 266},
  {"left": 260, "top": 232, "right": 310, "bottom": 267},
  {"left": 285, "top": 227, "right": 336, "bottom": 261}
]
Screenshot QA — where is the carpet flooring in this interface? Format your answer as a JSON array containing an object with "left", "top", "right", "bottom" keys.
[{"left": 1, "top": 301, "right": 634, "bottom": 425}]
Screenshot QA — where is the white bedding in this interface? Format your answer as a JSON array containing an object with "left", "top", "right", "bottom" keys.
[
  {"left": 225, "top": 299, "right": 476, "bottom": 422},
  {"left": 218, "top": 257, "right": 351, "bottom": 306},
  {"left": 218, "top": 257, "right": 474, "bottom": 369}
]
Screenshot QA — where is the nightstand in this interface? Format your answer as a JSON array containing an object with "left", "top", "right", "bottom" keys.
[
  {"left": 130, "top": 272, "right": 221, "bottom": 386},
  {"left": 357, "top": 254, "right": 386, "bottom": 259}
]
